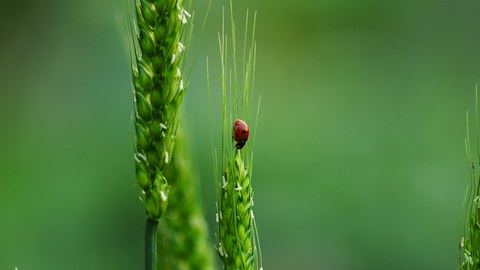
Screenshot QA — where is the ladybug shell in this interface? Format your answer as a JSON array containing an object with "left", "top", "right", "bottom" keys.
[{"left": 233, "top": 119, "right": 249, "bottom": 149}]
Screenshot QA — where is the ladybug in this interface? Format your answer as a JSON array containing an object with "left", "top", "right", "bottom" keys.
[{"left": 233, "top": 119, "right": 250, "bottom": 149}]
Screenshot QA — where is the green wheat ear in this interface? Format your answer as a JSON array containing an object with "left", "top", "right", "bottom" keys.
[
  {"left": 217, "top": 150, "right": 256, "bottom": 270},
  {"left": 128, "top": 0, "right": 191, "bottom": 269},
  {"left": 157, "top": 129, "right": 217, "bottom": 270},
  {"left": 459, "top": 86, "right": 480, "bottom": 270},
  {"left": 209, "top": 2, "right": 263, "bottom": 269}
]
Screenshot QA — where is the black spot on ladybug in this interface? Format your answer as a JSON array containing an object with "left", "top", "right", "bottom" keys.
[{"left": 242, "top": 130, "right": 246, "bottom": 134}]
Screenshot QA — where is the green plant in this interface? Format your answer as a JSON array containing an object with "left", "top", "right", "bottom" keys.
[
  {"left": 208, "top": 3, "right": 263, "bottom": 269},
  {"left": 129, "top": 0, "right": 191, "bottom": 269},
  {"left": 157, "top": 129, "right": 216, "bottom": 270},
  {"left": 460, "top": 88, "right": 480, "bottom": 270}
]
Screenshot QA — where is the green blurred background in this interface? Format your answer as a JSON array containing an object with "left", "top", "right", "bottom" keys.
[{"left": 1, "top": 0, "right": 480, "bottom": 269}]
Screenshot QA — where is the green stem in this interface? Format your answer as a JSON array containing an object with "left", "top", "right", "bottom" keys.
[{"left": 145, "top": 218, "right": 158, "bottom": 270}]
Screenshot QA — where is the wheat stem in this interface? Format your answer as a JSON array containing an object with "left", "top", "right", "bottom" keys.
[{"left": 145, "top": 219, "right": 158, "bottom": 270}]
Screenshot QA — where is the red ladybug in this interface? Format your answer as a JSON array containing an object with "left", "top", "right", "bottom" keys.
[{"left": 233, "top": 119, "right": 249, "bottom": 149}]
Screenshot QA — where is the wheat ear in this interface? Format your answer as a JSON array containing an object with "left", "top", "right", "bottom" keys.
[
  {"left": 210, "top": 3, "right": 263, "bottom": 269},
  {"left": 129, "top": 0, "right": 190, "bottom": 269},
  {"left": 459, "top": 86, "right": 480, "bottom": 270},
  {"left": 157, "top": 129, "right": 216, "bottom": 269}
]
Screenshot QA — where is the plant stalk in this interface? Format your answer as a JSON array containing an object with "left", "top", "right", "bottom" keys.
[{"left": 145, "top": 218, "right": 158, "bottom": 270}]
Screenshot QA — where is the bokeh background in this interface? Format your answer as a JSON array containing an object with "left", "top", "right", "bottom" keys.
[{"left": 1, "top": 0, "right": 480, "bottom": 269}]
